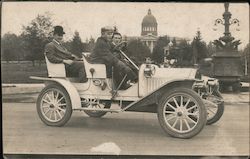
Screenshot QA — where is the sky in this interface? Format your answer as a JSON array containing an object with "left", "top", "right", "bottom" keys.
[{"left": 2, "top": 2, "right": 249, "bottom": 49}]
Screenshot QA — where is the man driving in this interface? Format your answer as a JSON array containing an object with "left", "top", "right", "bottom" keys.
[
  {"left": 90, "top": 26, "right": 137, "bottom": 88},
  {"left": 45, "top": 25, "right": 87, "bottom": 83},
  {"left": 111, "top": 32, "right": 127, "bottom": 59}
]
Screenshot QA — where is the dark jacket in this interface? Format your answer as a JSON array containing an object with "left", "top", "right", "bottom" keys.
[
  {"left": 45, "top": 40, "right": 74, "bottom": 63},
  {"left": 90, "top": 37, "right": 119, "bottom": 65}
]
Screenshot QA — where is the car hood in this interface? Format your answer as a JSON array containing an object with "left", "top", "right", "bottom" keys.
[{"left": 152, "top": 66, "right": 198, "bottom": 80}]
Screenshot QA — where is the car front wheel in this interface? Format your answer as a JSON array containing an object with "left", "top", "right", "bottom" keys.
[
  {"left": 205, "top": 91, "right": 224, "bottom": 125},
  {"left": 157, "top": 88, "right": 207, "bottom": 139}
]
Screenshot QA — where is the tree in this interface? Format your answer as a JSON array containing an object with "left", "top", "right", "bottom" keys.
[
  {"left": 68, "top": 31, "right": 84, "bottom": 57},
  {"left": 207, "top": 41, "right": 216, "bottom": 57},
  {"left": 126, "top": 39, "right": 151, "bottom": 65},
  {"left": 178, "top": 39, "right": 193, "bottom": 66},
  {"left": 191, "top": 30, "right": 208, "bottom": 64},
  {"left": 1, "top": 33, "right": 23, "bottom": 63},
  {"left": 152, "top": 36, "right": 170, "bottom": 63},
  {"left": 169, "top": 39, "right": 193, "bottom": 67},
  {"left": 82, "top": 36, "right": 95, "bottom": 53},
  {"left": 21, "top": 12, "right": 53, "bottom": 66},
  {"left": 172, "top": 37, "right": 177, "bottom": 47},
  {"left": 88, "top": 36, "right": 95, "bottom": 52}
]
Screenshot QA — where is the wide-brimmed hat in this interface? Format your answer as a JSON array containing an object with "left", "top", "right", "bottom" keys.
[{"left": 53, "top": 25, "right": 65, "bottom": 35}]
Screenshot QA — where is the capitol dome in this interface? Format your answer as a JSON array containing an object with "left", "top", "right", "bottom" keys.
[
  {"left": 142, "top": 9, "right": 157, "bottom": 24},
  {"left": 141, "top": 9, "right": 158, "bottom": 36}
]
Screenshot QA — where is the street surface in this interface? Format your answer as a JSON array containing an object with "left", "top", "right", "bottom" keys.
[{"left": 2, "top": 92, "right": 249, "bottom": 156}]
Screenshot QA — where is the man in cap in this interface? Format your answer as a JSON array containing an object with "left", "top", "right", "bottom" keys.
[
  {"left": 45, "top": 25, "right": 87, "bottom": 83},
  {"left": 90, "top": 26, "right": 117, "bottom": 77},
  {"left": 90, "top": 26, "right": 137, "bottom": 89}
]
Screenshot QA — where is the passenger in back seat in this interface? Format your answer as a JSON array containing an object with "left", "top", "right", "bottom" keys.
[{"left": 45, "top": 26, "right": 87, "bottom": 83}]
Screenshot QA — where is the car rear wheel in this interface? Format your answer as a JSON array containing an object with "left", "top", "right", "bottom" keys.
[
  {"left": 157, "top": 88, "right": 207, "bottom": 139},
  {"left": 84, "top": 101, "right": 111, "bottom": 118},
  {"left": 36, "top": 84, "right": 72, "bottom": 126}
]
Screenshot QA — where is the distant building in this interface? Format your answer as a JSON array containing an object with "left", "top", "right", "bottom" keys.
[
  {"left": 141, "top": 9, "right": 158, "bottom": 52},
  {"left": 141, "top": 9, "right": 158, "bottom": 36},
  {"left": 124, "top": 9, "right": 189, "bottom": 53}
]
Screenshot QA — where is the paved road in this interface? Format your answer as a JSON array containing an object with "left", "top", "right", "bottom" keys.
[{"left": 2, "top": 95, "right": 249, "bottom": 156}]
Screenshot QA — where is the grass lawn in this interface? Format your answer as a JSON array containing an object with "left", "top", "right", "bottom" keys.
[
  {"left": 1, "top": 61, "right": 248, "bottom": 84},
  {"left": 1, "top": 62, "right": 48, "bottom": 83}
]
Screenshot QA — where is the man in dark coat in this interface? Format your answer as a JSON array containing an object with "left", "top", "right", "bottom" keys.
[
  {"left": 45, "top": 26, "right": 87, "bottom": 82},
  {"left": 90, "top": 26, "right": 118, "bottom": 77},
  {"left": 90, "top": 26, "right": 137, "bottom": 88}
]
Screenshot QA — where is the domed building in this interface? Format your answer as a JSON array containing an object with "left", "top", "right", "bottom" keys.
[
  {"left": 123, "top": 9, "right": 188, "bottom": 54},
  {"left": 141, "top": 9, "right": 158, "bottom": 36},
  {"left": 141, "top": 9, "right": 158, "bottom": 52}
]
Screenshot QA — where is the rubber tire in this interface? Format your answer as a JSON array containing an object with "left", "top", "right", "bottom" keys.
[
  {"left": 84, "top": 101, "right": 111, "bottom": 118},
  {"left": 206, "top": 91, "right": 224, "bottom": 125},
  {"left": 36, "top": 84, "right": 72, "bottom": 126},
  {"left": 157, "top": 87, "right": 207, "bottom": 139}
]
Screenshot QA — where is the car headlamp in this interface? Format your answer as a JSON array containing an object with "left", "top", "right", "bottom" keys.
[
  {"left": 206, "top": 78, "right": 219, "bottom": 92},
  {"left": 207, "top": 79, "right": 219, "bottom": 86},
  {"left": 144, "top": 64, "right": 155, "bottom": 78},
  {"left": 193, "top": 80, "right": 206, "bottom": 89}
]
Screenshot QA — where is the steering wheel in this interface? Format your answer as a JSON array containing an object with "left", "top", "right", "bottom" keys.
[
  {"left": 113, "top": 41, "right": 139, "bottom": 71},
  {"left": 113, "top": 41, "right": 126, "bottom": 51}
]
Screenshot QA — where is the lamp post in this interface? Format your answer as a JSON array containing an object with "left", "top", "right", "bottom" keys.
[
  {"left": 211, "top": 3, "right": 242, "bottom": 92},
  {"left": 213, "top": 3, "right": 240, "bottom": 51}
]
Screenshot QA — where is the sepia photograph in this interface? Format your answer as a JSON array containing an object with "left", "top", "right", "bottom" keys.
[{"left": 1, "top": 1, "right": 249, "bottom": 157}]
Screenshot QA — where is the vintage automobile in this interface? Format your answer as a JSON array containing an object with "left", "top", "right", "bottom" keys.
[{"left": 30, "top": 46, "right": 224, "bottom": 139}]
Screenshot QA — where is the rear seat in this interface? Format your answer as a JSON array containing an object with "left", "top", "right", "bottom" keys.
[
  {"left": 45, "top": 56, "right": 66, "bottom": 78},
  {"left": 45, "top": 54, "right": 107, "bottom": 79}
]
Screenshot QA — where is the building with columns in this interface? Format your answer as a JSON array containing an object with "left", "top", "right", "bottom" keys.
[
  {"left": 141, "top": 9, "right": 158, "bottom": 53},
  {"left": 123, "top": 9, "right": 189, "bottom": 53},
  {"left": 141, "top": 9, "right": 158, "bottom": 36}
]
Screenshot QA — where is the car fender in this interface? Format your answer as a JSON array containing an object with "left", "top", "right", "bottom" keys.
[
  {"left": 155, "top": 79, "right": 196, "bottom": 100},
  {"left": 30, "top": 76, "right": 81, "bottom": 109},
  {"left": 125, "top": 79, "right": 196, "bottom": 113}
]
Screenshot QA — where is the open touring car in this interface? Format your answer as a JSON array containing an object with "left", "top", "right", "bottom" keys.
[{"left": 31, "top": 48, "right": 224, "bottom": 139}]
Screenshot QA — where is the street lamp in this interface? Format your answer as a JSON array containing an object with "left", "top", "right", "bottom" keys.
[
  {"left": 213, "top": 3, "right": 240, "bottom": 33},
  {"left": 213, "top": 18, "right": 240, "bottom": 31},
  {"left": 212, "top": 3, "right": 241, "bottom": 51}
]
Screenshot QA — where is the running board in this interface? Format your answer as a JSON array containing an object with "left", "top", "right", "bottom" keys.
[{"left": 75, "top": 107, "right": 122, "bottom": 113}]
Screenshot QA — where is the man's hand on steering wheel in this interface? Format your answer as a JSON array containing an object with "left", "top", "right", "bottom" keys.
[
  {"left": 113, "top": 41, "right": 127, "bottom": 51},
  {"left": 113, "top": 41, "right": 139, "bottom": 71}
]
